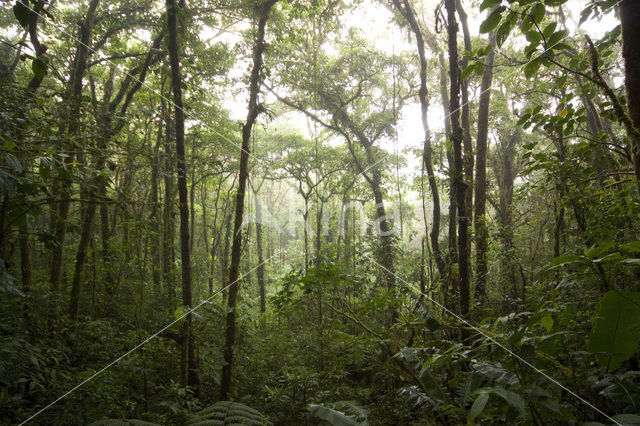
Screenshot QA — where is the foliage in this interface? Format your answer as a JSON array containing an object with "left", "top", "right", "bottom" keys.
[
  {"left": 1, "top": 0, "right": 640, "bottom": 424},
  {"left": 589, "top": 291, "right": 640, "bottom": 373}
]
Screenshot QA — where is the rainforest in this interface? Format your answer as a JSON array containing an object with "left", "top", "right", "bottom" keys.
[{"left": 1, "top": 0, "right": 640, "bottom": 424}]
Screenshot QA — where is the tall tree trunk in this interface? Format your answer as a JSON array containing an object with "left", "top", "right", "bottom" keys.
[
  {"left": 456, "top": 0, "right": 474, "bottom": 224},
  {"left": 166, "top": 0, "right": 197, "bottom": 391},
  {"left": 207, "top": 175, "right": 226, "bottom": 292},
  {"left": 220, "top": 0, "right": 277, "bottom": 399},
  {"left": 473, "top": 34, "right": 496, "bottom": 303},
  {"left": 619, "top": 1, "right": 640, "bottom": 194},
  {"left": 391, "top": 0, "right": 445, "bottom": 277},
  {"left": 49, "top": 0, "right": 100, "bottom": 317},
  {"left": 553, "top": 132, "right": 566, "bottom": 259},
  {"left": 315, "top": 196, "right": 325, "bottom": 264},
  {"left": 163, "top": 108, "right": 176, "bottom": 297},
  {"left": 151, "top": 118, "right": 162, "bottom": 287},
  {"left": 303, "top": 196, "right": 309, "bottom": 272},
  {"left": 17, "top": 0, "right": 48, "bottom": 315},
  {"left": 445, "top": 0, "right": 471, "bottom": 341},
  {"left": 495, "top": 131, "right": 518, "bottom": 304}
]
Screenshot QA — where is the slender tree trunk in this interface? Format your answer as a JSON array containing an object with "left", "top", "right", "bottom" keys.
[
  {"left": 17, "top": 0, "right": 48, "bottom": 313},
  {"left": 303, "top": 196, "right": 309, "bottom": 272},
  {"left": 553, "top": 132, "right": 566, "bottom": 259},
  {"left": 254, "top": 189, "right": 266, "bottom": 314},
  {"left": 391, "top": 0, "right": 445, "bottom": 277},
  {"left": 163, "top": 109, "right": 176, "bottom": 297},
  {"left": 456, "top": 0, "right": 474, "bottom": 224},
  {"left": 69, "top": 204, "right": 95, "bottom": 320},
  {"left": 495, "top": 131, "right": 518, "bottom": 304},
  {"left": 207, "top": 176, "right": 225, "bottom": 292},
  {"left": 221, "top": 201, "right": 233, "bottom": 297},
  {"left": 151, "top": 119, "right": 162, "bottom": 287},
  {"left": 166, "top": 0, "right": 197, "bottom": 391},
  {"left": 473, "top": 34, "right": 496, "bottom": 303},
  {"left": 49, "top": 0, "right": 100, "bottom": 314},
  {"left": 220, "top": 0, "right": 277, "bottom": 399},
  {"left": 445, "top": 0, "right": 471, "bottom": 341}
]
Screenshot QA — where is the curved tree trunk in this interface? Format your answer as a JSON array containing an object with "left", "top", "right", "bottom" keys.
[
  {"left": 391, "top": 0, "right": 445, "bottom": 278},
  {"left": 220, "top": 0, "right": 277, "bottom": 399}
]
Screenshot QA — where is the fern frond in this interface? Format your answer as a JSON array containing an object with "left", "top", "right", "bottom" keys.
[{"left": 187, "top": 401, "right": 271, "bottom": 426}]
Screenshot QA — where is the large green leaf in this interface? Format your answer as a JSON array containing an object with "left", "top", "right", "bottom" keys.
[
  {"left": 308, "top": 405, "right": 359, "bottom": 426},
  {"left": 589, "top": 291, "right": 640, "bottom": 372},
  {"left": 469, "top": 392, "right": 489, "bottom": 421},
  {"left": 479, "top": 6, "right": 505, "bottom": 34}
]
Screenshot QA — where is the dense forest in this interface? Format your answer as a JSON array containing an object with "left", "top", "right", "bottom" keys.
[{"left": 1, "top": 0, "right": 640, "bottom": 424}]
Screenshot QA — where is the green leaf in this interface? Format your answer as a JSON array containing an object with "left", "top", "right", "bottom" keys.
[
  {"left": 545, "top": 0, "right": 568, "bottom": 6},
  {"left": 308, "top": 405, "right": 358, "bottom": 426},
  {"left": 526, "top": 30, "right": 542, "bottom": 45},
  {"left": 589, "top": 290, "right": 640, "bottom": 372},
  {"left": 5, "top": 153, "right": 23, "bottom": 173},
  {"left": 549, "top": 254, "right": 581, "bottom": 267},
  {"left": 524, "top": 58, "right": 542, "bottom": 78},
  {"left": 496, "top": 19, "right": 514, "bottom": 47},
  {"left": 469, "top": 393, "right": 489, "bottom": 421},
  {"left": 461, "top": 63, "right": 475, "bottom": 81},
  {"left": 521, "top": 15, "right": 534, "bottom": 33},
  {"left": 419, "top": 366, "right": 447, "bottom": 402},
  {"left": 13, "top": 2, "right": 30, "bottom": 28},
  {"left": 480, "top": 0, "right": 501, "bottom": 11},
  {"left": 611, "top": 414, "right": 640, "bottom": 425},
  {"left": 492, "top": 387, "right": 526, "bottom": 418},
  {"left": 480, "top": 6, "right": 506, "bottom": 34},
  {"left": 592, "top": 252, "right": 622, "bottom": 263},
  {"left": 540, "top": 315, "right": 553, "bottom": 333},
  {"left": 621, "top": 241, "right": 640, "bottom": 254},
  {"left": 542, "top": 22, "right": 557, "bottom": 39},
  {"left": 547, "top": 30, "right": 567, "bottom": 49},
  {"left": 532, "top": 3, "right": 545, "bottom": 24},
  {"left": 585, "top": 240, "right": 615, "bottom": 259}
]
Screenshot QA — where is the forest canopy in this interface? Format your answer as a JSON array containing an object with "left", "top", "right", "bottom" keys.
[{"left": 2, "top": 0, "right": 640, "bottom": 424}]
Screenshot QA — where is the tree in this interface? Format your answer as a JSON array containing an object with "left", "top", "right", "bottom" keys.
[
  {"left": 220, "top": 0, "right": 278, "bottom": 399},
  {"left": 166, "top": 0, "right": 197, "bottom": 390},
  {"left": 444, "top": 0, "right": 471, "bottom": 341}
]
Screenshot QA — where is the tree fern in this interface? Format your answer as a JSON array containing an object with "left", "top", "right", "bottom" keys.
[
  {"left": 187, "top": 401, "right": 271, "bottom": 426},
  {"left": 89, "top": 420, "right": 161, "bottom": 425},
  {"left": 89, "top": 401, "right": 270, "bottom": 426}
]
